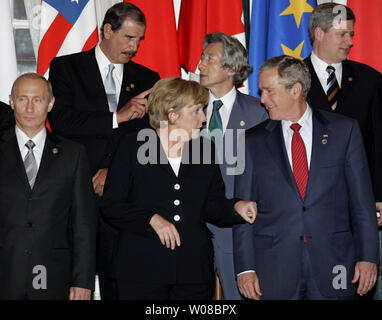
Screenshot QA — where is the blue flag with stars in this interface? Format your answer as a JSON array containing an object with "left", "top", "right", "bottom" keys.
[{"left": 248, "top": 0, "right": 317, "bottom": 98}]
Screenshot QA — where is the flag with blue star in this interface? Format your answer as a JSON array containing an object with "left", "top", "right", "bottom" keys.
[{"left": 248, "top": 0, "right": 317, "bottom": 98}]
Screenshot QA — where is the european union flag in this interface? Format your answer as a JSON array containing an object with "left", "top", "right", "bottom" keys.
[{"left": 248, "top": 0, "right": 317, "bottom": 97}]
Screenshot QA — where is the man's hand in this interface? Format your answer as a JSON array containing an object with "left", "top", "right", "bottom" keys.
[
  {"left": 237, "top": 272, "right": 262, "bottom": 300},
  {"left": 92, "top": 168, "right": 108, "bottom": 196},
  {"left": 117, "top": 88, "right": 152, "bottom": 123},
  {"left": 376, "top": 202, "right": 382, "bottom": 226},
  {"left": 234, "top": 201, "right": 257, "bottom": 224},
  {"left": 352, "top": 261, "right": 378, "bottom": 296},
  {"left": 69, "top": 287, "right": 91, "bottom": 300},
  {"left": 149, "top": 214, "right": 181, "bottom": 250}
]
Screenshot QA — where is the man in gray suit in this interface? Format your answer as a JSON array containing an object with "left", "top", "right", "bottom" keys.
[{"left": 198, "top": 32, "right": 268, "bottom": 299}]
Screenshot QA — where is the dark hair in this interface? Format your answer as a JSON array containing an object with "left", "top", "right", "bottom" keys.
[
  {"left": 259, "top": 55, "right": 311, "bottom": 98},
  {"left": 203, "top": 32, "right": 253, "bottom": 87},
  {"left": 100, "top": 2, "right": 146, "bottom": 39},
  {"left": 308, "top": 3, "right": 355, "bottom": 44}
]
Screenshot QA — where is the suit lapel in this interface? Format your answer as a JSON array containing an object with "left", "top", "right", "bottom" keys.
[
  {"left": 304, "top": 110, "right": 330, "bottom": 203},
  {"left": 0, "top": 128, "right": 31, "bottom": 192},
  {"left": 118, "top": 62, "right": 139, "bottom": 110},
  {"left": 32, "top": 131, "right": 60, "bottom": 191},
  {"left": 265, "top": 121, "right": 301, "bottom": 202},
  {"left": 338, "top": 61, "right": 356, "bottom": 111}
]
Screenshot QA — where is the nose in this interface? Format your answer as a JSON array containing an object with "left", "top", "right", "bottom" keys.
[
  {"left": 260, "top": 91, "right": 266, "bottom": 105},
  {"left": 200, "top": 111, "right": 207, "bottom": 123},
  {"left": 26, "top": 100, "right": 34, "bottom": 113},
  {"left": 129, "top": 38, "right": 139, "bottom": 52},
  {"left": 345, "top": 33, "right": 353, "bottom": 47}
]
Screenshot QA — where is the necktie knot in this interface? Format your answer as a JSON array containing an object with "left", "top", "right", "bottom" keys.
[
  {"left": 290, "top": 123, "right": 301, "bottom": 133},
  {"left": 25, "top": 140, "right": 36, "bottom": 150},
  {"left": 108, "top": 63, "right": 115, "bottom": 74},
  {"left": 212, "top": 100, "right": 223, "bottom": 111},
  {"left": 326, "top": 65, "right": 335, "bottom": 74}
]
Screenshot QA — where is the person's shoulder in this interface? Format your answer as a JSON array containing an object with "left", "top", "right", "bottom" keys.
[
  {"left": 245, "top": 119, "right": 272, "bottom": 137},
  {"left": 51, "top": 48, "right": 94, "bottom": 65},
  {"left": 127, "top": 60, "right": 159, "bottom": 77},
  {"left": 314, "top": 108, "right": 358, "bottom": 130},
  {"left": 345, "top": 59, "right": 382, "bottom": 79},
  {"left": 236, "top": 90, "right": 261, "bottom": 106}
]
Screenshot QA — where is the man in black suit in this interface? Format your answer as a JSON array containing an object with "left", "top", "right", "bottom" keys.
[
  {"left": 0, "top": 73, "right": 97, "bottom": 299},
  {"left": 0, "top": 101, "right": 14, "bottom": 130},
  {"left": 48, "top": 2, "right": 159, "bottom": 299},
  {"left": 305, "top": 3, "right": 382, "bottom": 222}
]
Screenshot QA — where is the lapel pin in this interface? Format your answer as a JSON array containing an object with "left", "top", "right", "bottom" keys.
[
  {"left": 125, "top": 86, "right": 131, "bottom": 92},
  {"left": 130, "top": 83, "right": 135, "bottom": 89},
  {"left": 323, "top": 134, "right": 328, "bottom": 138},
  {"left": 240, "top": 121, "right": 245, "bottom": 127},
  {"left": 52, "top": 147, "right": 59, "bottom": 154},
  {"left": 322, "top": 139, "right": 328, "bottom": 145},
  {"left": 348, "top": 77, "right": 353, "bottom": 82}
]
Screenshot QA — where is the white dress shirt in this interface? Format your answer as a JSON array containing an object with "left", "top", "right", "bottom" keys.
[
  {"left": 206, "top": 87, "right": 237, "bottom": 134},
  {"left": 310, "top": 51, "right": 342, "bottom": 92},
  {"left": 168, "top": 156, "right": 182, "bottom": 177},
  {"left": 15, "top": 126, "right": 47, "bottom": 170},
  {"left": 238, "top": 104, "right": 313, "bottom": 276},
  {"left": 281, "top": 104, "right": 313, "bottom": 170},
  {"left": 95, "top": 44, "right": 124, "bottom": 128}
]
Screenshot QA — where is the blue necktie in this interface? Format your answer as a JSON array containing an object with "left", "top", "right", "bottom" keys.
[
  {"left": 326, "top": 65, "right": 339, "bottom": 111},
  {"left": 105, "top": 64, "right": 118, "bottom": 112},
  {"left": 208, "top": 100, "right": 223, "bottom": 143}
]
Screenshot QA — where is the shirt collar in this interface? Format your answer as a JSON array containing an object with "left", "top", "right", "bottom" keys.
[
  {"left": 15, "top": 125, "right": 47, "bottom": 154},
  {"left": 95, "top": 44, "right": 124, "bottom": 79},
  {"left": 209, "top": 86, "right": 236, "bottom": 112},
  {"left": 281, "top": 103, "right": 312, "bottom": 131},
  {"left": 311, "top": 51, "right": 342, "bottom": 76}
]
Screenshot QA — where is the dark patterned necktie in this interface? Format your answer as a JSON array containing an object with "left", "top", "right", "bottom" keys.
[
  {"left": 208, "top": 100, "right": 223, "bottom": 143},
  {"left": 326, "top": 65, "right": 339, "bottom": 111},
  {"left": 24, "top": 140, "right": 38, "bottom": 188},
  {"left": 290, "top": 123, "right": 309, "bottom": 200}
]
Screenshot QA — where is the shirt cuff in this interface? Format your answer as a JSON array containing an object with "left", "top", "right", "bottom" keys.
[
  {"left": 237, "top": 270, "right": 255, "bottom": 277},
  {"left": 112, "top": 112, "right": 119, "bottom": 129}
]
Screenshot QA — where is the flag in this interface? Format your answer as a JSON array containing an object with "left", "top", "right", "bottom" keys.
[
  {"left": 127, "top": 0, "right": 180, "bottom": 78},
  {"left": 248, "top": 0, "right": 317, "bottom": 97},
  {"left": 37, "top": 0, "right": 99, "bottom": 78},
  {"left": 348, "top": 0, "right": 382, "bottom": 73},
  {"left": 178, "top": 0, "right": 246, "bottom": 90},
  {"left": 0, "top": 1, "right": 18, "bottom": 103}
]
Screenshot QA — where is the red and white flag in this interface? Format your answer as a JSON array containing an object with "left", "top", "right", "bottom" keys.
[
  {"left": 37, "top": 0, "right": 99, "bottom": 78},
  {"left": 0, "top": 1, "right": 17, "bottom": 103},
  {"left": 348, "top": 0, "right": 382, "bottom": 73},
  {"left": 127, "top": 0, "right": 181, "bottom": 78},
  {"left": 177, "top": 0, "right": 246, "bottom": 91}
]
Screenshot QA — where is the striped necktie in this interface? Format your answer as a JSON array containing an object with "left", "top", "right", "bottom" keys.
[
  {"left": 290, "top": 123, "right": 309, "bottom": 200},
  {"left": 24, "top": 140, "right": 38, "bottom": 188},
  {"left": 326, "top": 65, "right": 340, "bottom": 111}
]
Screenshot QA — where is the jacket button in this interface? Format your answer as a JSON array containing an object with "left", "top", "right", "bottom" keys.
[
  {"left": 174, "top": 184, "right": 180, "bottom": 190},
  {"left": 173, "top": 215, "right": 180, "bottom": 222},
  {"left": 27, "top": 222, "right": 33, "bottom": 228},
  {"left": 24, "top": 249, "right": 32, "bottom": 255},
  {"left": 303, "top": 207, "right": 308, "bottom": 212},
  {"left": 174, "top": 199, "right": 180, "bottom": 206}
]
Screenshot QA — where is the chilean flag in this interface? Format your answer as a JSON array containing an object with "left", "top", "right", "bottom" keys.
[{"left": 37, "top": 0, "right": 99, "bottom": 78}]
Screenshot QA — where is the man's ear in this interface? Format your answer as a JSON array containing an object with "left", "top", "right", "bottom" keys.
[
  {"left": 103, "top": 23, "right": 113, "bottom": 40},
  {"left": 9, "top": 95, "right": 14, "bottom": 110},
  {"left": 47, "top": 97, "right": 55, "bottom": 113},
  {"left": 314, "top": 27, "right": 324, "bottom": 41},
  {"left": 292, "top": 82, "right": 302, "bottom": 98}
]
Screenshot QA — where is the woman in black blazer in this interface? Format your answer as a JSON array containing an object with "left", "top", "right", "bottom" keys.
[{"left": 101, "top": 77, "right": 256, "bottom": 300}]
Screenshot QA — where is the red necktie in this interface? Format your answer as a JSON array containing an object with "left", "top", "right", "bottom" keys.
[{"left": 290, "top": 123, "right": 309, "bottom": 200}]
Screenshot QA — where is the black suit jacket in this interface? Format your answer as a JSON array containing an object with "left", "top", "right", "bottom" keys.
[
  {"left": 305, "top": 56, "right": 382, "bottom": 200},
  {"left": 101, "top": 131, "right": 243, "bottom": 285},
  {"left": 0, "top": 101, "right": 14, "bottom": 131},
  {"left": 48, "top": 48, "right": 160, "bottom": 175},
  {"left": 0, "top": 128, "right": 97, "bottom": 299}
]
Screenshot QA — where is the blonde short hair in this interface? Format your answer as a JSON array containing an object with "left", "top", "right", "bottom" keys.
[{"left": 148, "top": 77, "right": 208, "bottom": 129}]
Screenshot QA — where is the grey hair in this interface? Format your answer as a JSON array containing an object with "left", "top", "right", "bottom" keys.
[
  {"left": 308, "top": 2, "right": 355, "bottom": 44},
  {"left": 203, "top": 32, "right": 253, "bottom": 87},
  {"left": 259, "top": 55, "right": 311, "bottom": 98}
]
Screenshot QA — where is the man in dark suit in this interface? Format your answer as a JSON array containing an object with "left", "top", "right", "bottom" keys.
[
  {"left": 48, "top": 2, "right": 159, "bottom": 299},
  {"left": 233, "top": 55, "right": 379, "bottom": 300},
  {"left": 0, "top": 101, "right": 14, "bottom": 130},
  {"left": 198, "top": 32, "right": 268, "bottom": 299},
  {"left": 305, "top": 3, "right": 382, "bottom": 223},
  {"left": 0, "top": 73, "right": 97, "bottom": 299}
]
